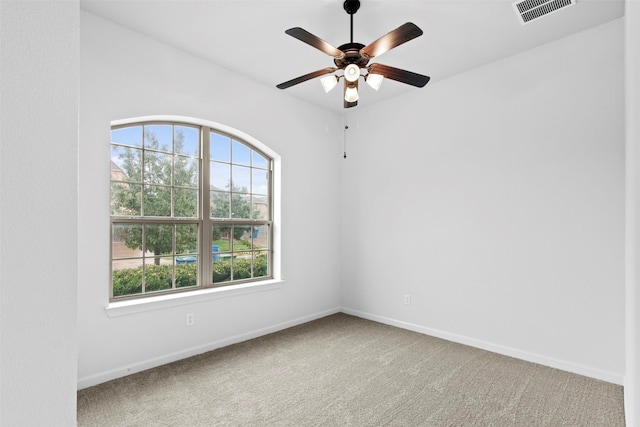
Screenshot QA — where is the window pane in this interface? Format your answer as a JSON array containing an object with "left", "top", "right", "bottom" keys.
[
  {"left": 212, "top": 225, "right": 232, "bottom": 252},
  {"left": 144, "top": 224, "right": 173, "bottom": 256},
  {"left": 112, "top": 126, "right": 142, "bottom": 147},
  {"left": 252, "top": 151, "right": 268, "bottom": 169},
  {"left": 233, "top": 226, "right": 252, "bottom": 250},
  {"left": 210, "top": 132, "right": 230, "bottom": 162},
  {"left": 174, "top": 126, "right": 199, "bottom": 156},
  {"left": 176, "top": 224, "right": 198, "bottom": 254},
  {"left": 176, "top": 259, "right": 197, "bottom": 288},
  {"left": 232, "top": 140, "right": 250, "bottom": 166},
  {"left": 252, "top": 197, "right": 269, "bottom": 220},
  {"left": 253, "top": 251, "right": 269, "bottom": 278},
  {"left": 252, "top": 169, "right": 268, "bottom": 195},
  {"left": 145, "top": 125, "right": 172, "bottom": 151},
  {"left": 143, "top": 186, "right": 171, "bottom": 216},
  {"left": 231, "top": 194, "right": 252, "bottom": 219},
  {"left": 112, "top": 259, "right": 143, "bottom": 297},
  {"left": 144, "top": 152, "right": 172, "bottom": 185},
  {"left": 233, "top": 253, "right": 252, "bottom": 280},
  {"left": 145, "top": 257, "right": 173, "bottom": 292},
  {"left": 175, "top": 217, "right": 198, "bottom": 288},
  {"left": 211, "top": 191, "right": 230, "bottom": 218},
  {"left": 174, "top": 155, "right": 198, "bottom": 188},
  {"left": 212, "top": 224, "right": 232, "bottom": 284},
  {"left": 252, "top": 225, "right": 269, "bottom": 249},
  {"left": 232, "top": 165, "right": 250, "bottom": 193},
  {"left": 111, "top": 146, "right": 141, "bottom": 183},
  {"left": 213, "top": 258, "right": 232, "bottom": 283},
  {"left": 111, "top": 183, "right": 141, "bottom": 216},
  {"left": 112, "top": 224, "right": 142, "bottom": 258},
  {"left": 174, "top": 188, "right": 198, "bottom": 217},
  {"left": 210, "top": 161, "right": 230, "bottom": 191}
]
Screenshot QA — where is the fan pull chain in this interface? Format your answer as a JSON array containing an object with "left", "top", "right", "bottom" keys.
[{"left": 344, "top": 125, "right": 348, "bottom": 159}]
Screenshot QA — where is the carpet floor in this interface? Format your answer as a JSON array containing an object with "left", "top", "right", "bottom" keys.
[{"left": 77, "top": 313, "right": 625, "bottom": 426}]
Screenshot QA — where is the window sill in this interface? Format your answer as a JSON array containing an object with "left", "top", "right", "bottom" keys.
[{"left": 105, "top": 279, "right": 284, "bottom": 318}]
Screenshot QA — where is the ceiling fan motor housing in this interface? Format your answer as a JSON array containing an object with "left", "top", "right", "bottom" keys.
[{"left": 335, "top": 43, "right": 369, "bottom": 69}]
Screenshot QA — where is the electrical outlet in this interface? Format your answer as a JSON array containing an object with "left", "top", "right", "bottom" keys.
[
  {"left": 404, "top": 294, "right": 411, "bottom": 306},
  {"left": 186, "top": 313, "right": 195, "bottom": 326}
]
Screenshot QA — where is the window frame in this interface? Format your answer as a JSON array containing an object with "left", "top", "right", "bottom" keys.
[{"left": 109, "top": 117, "right": 277, "bottom": 302}]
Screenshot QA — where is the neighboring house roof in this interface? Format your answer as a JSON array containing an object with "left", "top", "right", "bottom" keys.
[
  {"left": 111, "top": 161, "right": 127, "bottom": 180},
  {"left": 111, "top": 160, "right": 125, "bottom": 173}
]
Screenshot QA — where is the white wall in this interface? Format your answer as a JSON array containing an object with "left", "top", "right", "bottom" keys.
[
  {"left": 625, "top": 1, "right": 640, "bottom": 424},
  {"left": 78, "top": 11, "right": 343, "bottom": 387},
  {"left": 341, "top": 19, "right": 625, "bottom": 383},
  {"left": 0, "top": 1, "right": 79, "bottom": 425}
]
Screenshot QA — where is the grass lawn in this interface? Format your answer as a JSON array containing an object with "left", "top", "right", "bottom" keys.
[{"left": 213, "top": 239, "right": 253, "bottom": 252}]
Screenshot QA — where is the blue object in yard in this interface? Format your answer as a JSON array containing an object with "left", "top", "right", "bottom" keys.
[
  {"left": 212, "top": 245, "right": 220, "bottom": 261},
  {"left": 253, "top": 228, "right": 259, "bottom": 238},
  {"left": 176, "top": 256, "right": 197, "bottom": 264}
]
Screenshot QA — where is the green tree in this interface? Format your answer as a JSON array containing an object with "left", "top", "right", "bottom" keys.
[{"left": 112, "top": 128, "right": 198, "bottom": 264}]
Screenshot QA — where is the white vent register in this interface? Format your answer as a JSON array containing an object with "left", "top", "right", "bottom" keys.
[{"left": 513, "top": 0, "right": 576, "bottom": 24}]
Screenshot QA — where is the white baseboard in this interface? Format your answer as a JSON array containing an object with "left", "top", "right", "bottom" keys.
[
  {"left": 77, "top": 307, "right": 341, "bottom": 390},
  {"left": 341, "top": 307, "right": 624, "bottom": 385},
  {"left": 78, "top": 306, "right": 623, "bottom": 389}
]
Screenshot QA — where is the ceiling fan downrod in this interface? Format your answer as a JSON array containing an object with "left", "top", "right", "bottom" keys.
[{"left": 344, "top": 0, "right": 360, "bottom": 44}]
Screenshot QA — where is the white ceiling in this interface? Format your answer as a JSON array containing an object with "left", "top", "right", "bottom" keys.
[{"left": 80, "top": 0, "right": 625, "bottom": 113}]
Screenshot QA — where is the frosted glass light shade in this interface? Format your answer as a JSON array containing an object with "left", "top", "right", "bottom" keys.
[
  {"left": 366, "top": 73, "right": 384, "bottom": 91},
  {"left": 344, "top": 64, "right": 360, "bottom": 83},
  {"left": 321, "top": 75, "right": 338, "bottom": 93},
  {"left": 344, "top": 85, "right": 359, "bottom": 102}
]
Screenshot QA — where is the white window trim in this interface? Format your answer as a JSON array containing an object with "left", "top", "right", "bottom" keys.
[{"left": 107, "top": 115, "right": 282, "bottom": 311}]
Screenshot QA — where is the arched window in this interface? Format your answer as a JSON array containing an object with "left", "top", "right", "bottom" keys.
[{"left": 110, "top": 118, "right": 275, "bottom": 300}]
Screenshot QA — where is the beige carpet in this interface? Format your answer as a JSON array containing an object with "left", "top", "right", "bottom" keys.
[{"left": 77, "top": 313, "right": 625, "bottom": 426}]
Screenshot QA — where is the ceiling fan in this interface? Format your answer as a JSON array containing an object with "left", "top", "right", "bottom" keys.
[{"left": 276, "top": 0, "right": 430, "bottom": 108}]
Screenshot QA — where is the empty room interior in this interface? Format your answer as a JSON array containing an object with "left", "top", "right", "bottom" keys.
[{"left": 2, "top": 0, "right": 640, "bottom": 425}]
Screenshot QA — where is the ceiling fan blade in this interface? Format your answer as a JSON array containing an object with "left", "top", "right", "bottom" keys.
[
  {"left": 344, "top": 79, "right": 358, "bottom": 109},
  {"left": 360, "top": 22, "right": 423, "bottom": 59},
  {"left": 368, "top": 63, "right": 430, "bottom": 88},
  {"left": 277, "top": 67, "right": 337, "bottom": 90},
  {"left": 285, "top": 27, "right": 345, "bottom": 59}
]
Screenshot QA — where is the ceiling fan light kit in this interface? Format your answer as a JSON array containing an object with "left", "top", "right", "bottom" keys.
[
  {"left": 365, "top": 73, "right": 384, "bottom": 91},
  {"left": 345, "top": 84, "right": 359, "bottom": 103},
  {"left": 276, "top": 0, "right": 430, "bottom": 108},
  {"left": 321, "top": 75, "right": 339, "bottom": 93},
  {"left": 344, "top": 64, "right": 360, "bottom": 82}
]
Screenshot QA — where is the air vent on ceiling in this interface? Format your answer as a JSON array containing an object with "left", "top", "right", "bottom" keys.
[{"left": 513, "top": 0, "right": 576, "bottom": 25}]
